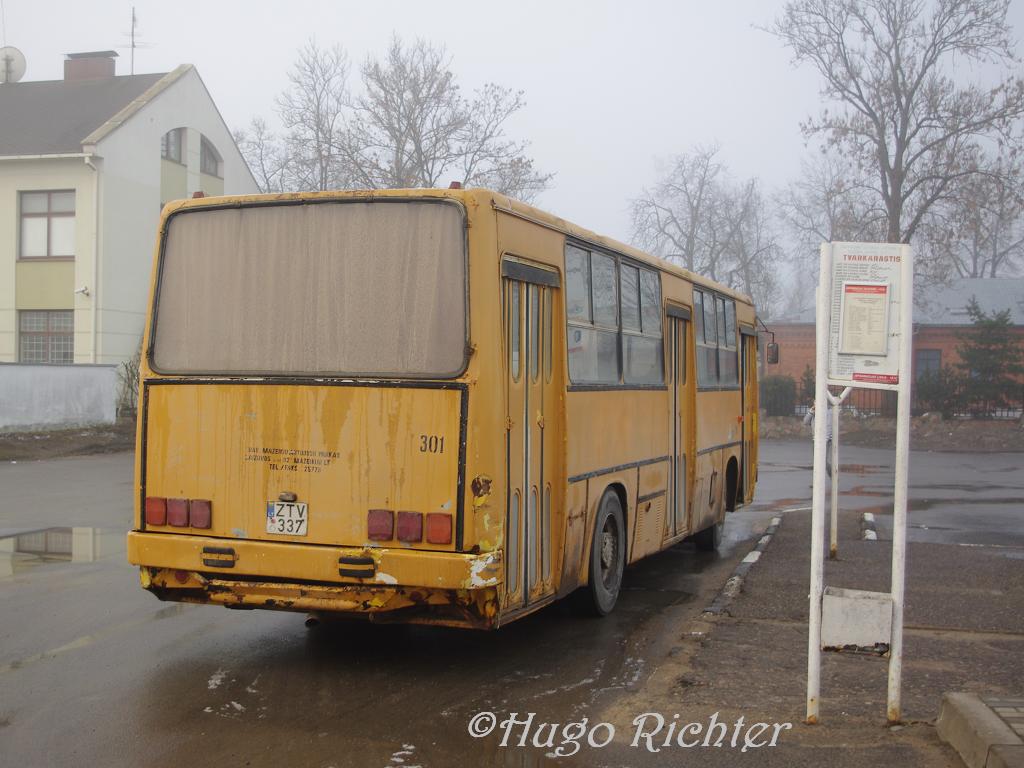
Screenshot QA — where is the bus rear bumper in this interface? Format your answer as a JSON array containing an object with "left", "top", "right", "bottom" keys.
[{"left": 127, "top": 531, "right": 503, "bottom": 629}]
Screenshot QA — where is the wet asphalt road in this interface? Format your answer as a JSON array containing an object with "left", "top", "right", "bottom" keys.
[{"left": 0, "top": 441, "right": 1021, "bottom": 767}]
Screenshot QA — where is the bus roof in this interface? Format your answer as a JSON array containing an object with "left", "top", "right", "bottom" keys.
[{"left": 160, "top": 187, "right": 755, "bottom": 308}]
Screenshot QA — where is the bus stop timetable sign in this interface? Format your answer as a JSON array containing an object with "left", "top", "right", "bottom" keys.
[{"left": 826, "top": 242, "right": 909, "bottom": 390}]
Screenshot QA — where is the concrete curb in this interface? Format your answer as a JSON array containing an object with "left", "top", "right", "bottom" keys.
[
  {"left": 937, "top": 692, "right": 1024, "bottom": 768},
  {"left": 861, "top": 511, "right": 878, "bottom": 541},
  {"left": 703, "top": 516, "right": 781, "bottom": 616}
]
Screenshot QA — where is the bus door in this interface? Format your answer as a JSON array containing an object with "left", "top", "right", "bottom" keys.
[
  {"left": 668, "top": 309, "right": 693, "bottom": 538},
  {"left": 503, "top": 261, "right": 558, "bottom": 609},
  {"left": 741, "top": 329, "right": 758, "bottom": 502}
]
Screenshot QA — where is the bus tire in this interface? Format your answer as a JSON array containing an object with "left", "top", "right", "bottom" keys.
[
  {"left": 584, "top": 489, "right": 626, "bottom": 617},
  {"left": 694, "top": 521, "right": 723, "bottom": 552}
]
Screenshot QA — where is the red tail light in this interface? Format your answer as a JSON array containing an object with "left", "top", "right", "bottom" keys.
[
  {"left": 367, "top": 509, "right": 394, "bottom": 540},
  {"left": 426, "top": 513, "right": 452, "bottom": 545},
  {"left": 145, "top": 497, "right": 167, "bottom": 526},
  {"left": 189, "top": 499, "right": 212, "bottom": 529},
  {"left": 167, "top": 498, "right": 189, "bottom": 527},
  {"left": 397, "top": 511, "right": 423, "bottom": 542}
]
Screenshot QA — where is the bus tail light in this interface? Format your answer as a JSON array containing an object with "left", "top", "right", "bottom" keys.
[
  {"left": 190, "top": 499, "right": 212, "bottom": 529},
  {"left": 397, "top": 511, "right": 423, "bottom": 542},
  {"left": 145, "top": 497, "right": 167, "bottom": 526},
  {"left": 167, "top": 498, "right": 189, "bottom": 527},
  {"left": 426, "top": 513, "right": 452, "bottom": 545},
  {"left": 367, "top": 509, "right": 394, "bottom": 541}
]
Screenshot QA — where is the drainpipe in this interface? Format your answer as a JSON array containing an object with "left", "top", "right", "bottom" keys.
[{"left": 84, "top": 153, "right": 100, "bottom": 363}]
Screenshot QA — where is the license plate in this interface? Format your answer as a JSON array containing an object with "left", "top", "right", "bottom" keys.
[{"left": 266, "top": 501, "right": 308, "bottom": 536}]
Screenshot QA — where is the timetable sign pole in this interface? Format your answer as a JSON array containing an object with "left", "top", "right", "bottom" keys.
[
  {"left": 807, "top": 242, "right": 913, "bottom": 725},
  {"left": 806, "top": 243, "right": 832, "bottom": 725}
]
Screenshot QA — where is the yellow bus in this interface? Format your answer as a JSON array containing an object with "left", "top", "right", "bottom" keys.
[{"left": 127, "top": 188, "right": 760, "bottom": 629}]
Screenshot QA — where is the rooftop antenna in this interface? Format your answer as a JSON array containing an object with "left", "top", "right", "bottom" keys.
[
  {"left": 0, "top": 45, "right": 26, "bottom": 84},
  {"left": 119, "top": 6, "right": 154, "bottom": 74},
  {"left": 130, "top": 6, "right": 135, "bottom": 74}
]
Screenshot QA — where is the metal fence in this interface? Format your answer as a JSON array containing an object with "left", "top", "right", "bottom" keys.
[{"left": 788, "top": 383, "right": 1023, "bottom": 420}]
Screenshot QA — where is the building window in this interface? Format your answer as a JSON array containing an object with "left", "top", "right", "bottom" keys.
[
  {"left": 19, "top": 310, "right": 74, "bottom": 364},
  {"left": 915, "top": 348, "right": 941, "bottom": 380},
  {"left": 161, "top": 128, "right": 183, "bottom": 163},
  {"left": 20, "top": 191, "right": 75, "bottom": 259},
  {"left": 694, "top": 288, "right": 738, "bottom": 389},
  {"left": 200, "top": 136, "right": 222, "bottom": 177},
  {"left": 565, "top": 242, "right": 663, "bottom": 386}
]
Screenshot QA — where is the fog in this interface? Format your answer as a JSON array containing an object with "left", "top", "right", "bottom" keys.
[{"left": 3, "top": 0, "right": 1023, "bottom": 245}]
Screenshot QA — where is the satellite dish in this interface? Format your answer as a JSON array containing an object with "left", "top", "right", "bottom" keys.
[{"left": 0, "top": 47, "right": 27, "bottom": 84}]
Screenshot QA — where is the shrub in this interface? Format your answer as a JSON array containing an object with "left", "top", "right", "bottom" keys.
[
  {"left": 117, "top": 344, "right": 142, "bottom": 418},
  {"left": 761, "top": 375, "right": 797, "bottom": 416},
  {"left": 914, "top": 366, "right": 966, "bottom": 419},
  {"left": 956, "top": 297, "right": 1024, "bottom": 417},
  {"left": 800, "top": 364, "right": 815, "bottom": 402}
]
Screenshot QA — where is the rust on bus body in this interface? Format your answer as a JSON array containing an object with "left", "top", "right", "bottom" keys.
[{"left": 128, "top": 187, "right": 759, "bottom": 629}]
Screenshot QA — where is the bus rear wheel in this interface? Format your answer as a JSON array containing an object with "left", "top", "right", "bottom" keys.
[
  {"left": 584, "top": 489, "right": 626, "bottom": 616},
  {"left": 694, "top": 521, "right": 723, "bottom": 552}
]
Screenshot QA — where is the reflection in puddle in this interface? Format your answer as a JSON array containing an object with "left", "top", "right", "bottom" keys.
[{"left": 0, "top": 527, "right": 124, "bottom": 577}]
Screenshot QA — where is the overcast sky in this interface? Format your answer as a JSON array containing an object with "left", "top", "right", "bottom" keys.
[{"left": 4, "top": 0, "right": 1023, "bottom": 245}]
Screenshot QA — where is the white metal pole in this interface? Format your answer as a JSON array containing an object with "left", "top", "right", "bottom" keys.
[
  {"left": 887, "top": 245, "right": 914, "bottom": 723},
  {"left": 807, "top": 242, "right": 833, "bottom": 725},
  {"left": 826, "top": 387, "right": 851, "bottom": 560},
  {"left": 829, "top": 400, "right": 839, "bottom": 559}
]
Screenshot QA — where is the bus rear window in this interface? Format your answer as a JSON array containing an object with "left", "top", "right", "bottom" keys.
[{"left": 151, "top": 200, "right": 466, "bottom": 377}]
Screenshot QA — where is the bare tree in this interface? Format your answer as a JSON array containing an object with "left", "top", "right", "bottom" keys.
[
  {"left": 274, "top": 41, "right": 352, "bottom": 192},
  {"left": 775, "top": 155, "right": 887, "bottom": 310},
  {"left": 722, "top": 178, "right": 786, "bottom": 316},
  {"left": 235, "top": 38, "right": 550, "bottom": 200},
  {"left": 456, "top": 84, "right": 552, "bottom": 201},
  {"left": 631, "top": 146, "right": 727, "bottom": 276},
  {"left": 770, "top": 0, "right": 1024, "bottom": 247},
  {"left": 777, "top": 155, "right": 885, "bottom": 260},
  {"left": 343, "top": 37, "right": 552, "bottom": 201},
  {"left": 927, "top": 152, "right": 1024, "bottom": 277},
  {"left": 234, "top": 118, "right": 289, "bottom": 193},
  {"left": 343, "top": 38, "right": 461, "bottom": 189},
  {"left": 632, "top": 146, "right": 784, "bottom": 316}
]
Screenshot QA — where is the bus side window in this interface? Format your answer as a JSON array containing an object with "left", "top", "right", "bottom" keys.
[
  {"left": 511, "top": 281, "right": 521, "bottom": 381},
  {"left": 566, "top": 246, "right": 619, "bottom": 384},
  {"left": 544, "top": 288, "right": 552, "bottom": 382},
  {"left": 696, "top": 289, "right": 719, "bottom": 387},
  {"left": 623, "top": 267, "right": 663, "bottom": 385},
  {"left": 718, "top": 298, "right": 738, "bottom": 386},
  {"left": 530, "top": 286, "right": 540, "bottom": 382}
]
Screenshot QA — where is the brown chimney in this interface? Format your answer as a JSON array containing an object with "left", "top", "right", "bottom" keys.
[{"left": 64, "top": 51, "right": 118, "bottom": 81}]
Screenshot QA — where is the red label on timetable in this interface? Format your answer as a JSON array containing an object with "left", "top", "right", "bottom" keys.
[
  {"left": 845, "top": 284, "right": 887, "bottom": 294},
  {"left": 853, "top": 372, "right": 899, "bottom": 384}
]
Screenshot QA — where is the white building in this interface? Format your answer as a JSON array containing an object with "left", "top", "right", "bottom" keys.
[{"left": 0, "top": 51, "right": 257, "bottom": 365}]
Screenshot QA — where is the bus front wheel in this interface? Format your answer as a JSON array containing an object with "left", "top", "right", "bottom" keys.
[{"left": 584, "top": 489, "right": 626, "bottom": 616}]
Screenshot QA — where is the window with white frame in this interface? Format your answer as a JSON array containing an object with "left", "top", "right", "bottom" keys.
[
  {"left": 161, "top": 128, "right": 184, "bottom": 163},
  {"left": 200, "top": 136, "right": 222, "bottom": 177},
  {"left": 20, "top": 191, "right": 75, "bottom": 259},
  {"left": 19, "top": 310, "right": 74, "bottom": 364}
]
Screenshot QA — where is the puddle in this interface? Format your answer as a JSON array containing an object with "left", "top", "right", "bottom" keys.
[
  {"left": 851, "top": 497, "right": 1024, "bottom": 515},
  {"left": 0, "top": 527, "right": 124, "bottom": 578},
  {"left": 839, "top": 463, "right": 888, "bottom": 475}
]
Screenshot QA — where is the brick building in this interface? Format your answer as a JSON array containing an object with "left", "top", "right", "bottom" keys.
[{"left": 762, "top": 277, "right": 1024, "bottom": 414}]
